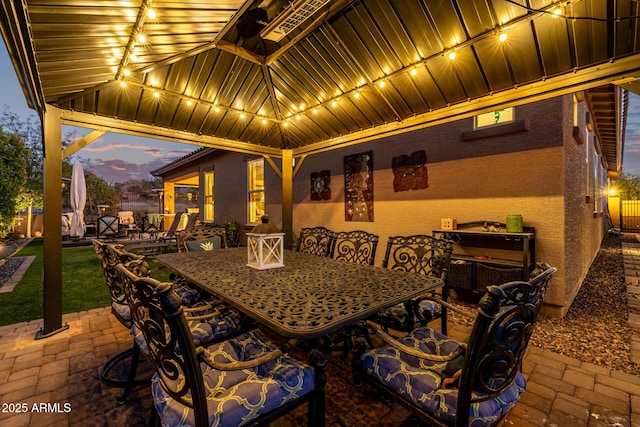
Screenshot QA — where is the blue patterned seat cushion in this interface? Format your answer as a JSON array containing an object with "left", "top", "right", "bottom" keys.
[
  {"left": 111, "top": 301, "right": 131, "bottom": 323},
  {"left": 152, "top": 329, "right": 315, "bottom": 427},
  {"left": 361, "top": 327, "right": 525, "bottom": 426},
  {"left": 172, "top": 282, "right": 204, "bottom": 306},
  {"left": 133, "top": 301, "right": 245, "bottom": 350},
  {"left": 374, "top": 299, "right": 440, "bottom": 330}
]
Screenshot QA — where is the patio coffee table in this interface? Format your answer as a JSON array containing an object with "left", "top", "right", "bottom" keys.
[{"left": 155, "top": 248, "right": 442, "bottom": 339}]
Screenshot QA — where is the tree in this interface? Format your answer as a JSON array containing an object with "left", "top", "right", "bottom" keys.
[
  {"left": 614, "top": 173, "right": 640, "bottom": 200},
  {"left": 0, "top": 129, "right": 28, "bottom": 237},
  {"left": 1, "top": 107, "right": 43, "bottom": 237}
]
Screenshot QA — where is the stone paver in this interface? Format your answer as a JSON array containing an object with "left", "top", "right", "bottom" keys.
[{"left": 1, "top": 238, "right": 640, "bottom": 426}]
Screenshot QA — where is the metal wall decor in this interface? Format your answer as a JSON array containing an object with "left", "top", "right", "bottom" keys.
[
  {"left": 392, "top": 150, "right": 428, "bottom": 192},
  {"left": 310, "top": 170, "right": 331, "bottom": 200},
  {"left": 345, "top": 151, "right": 373, "bottom": 222}
]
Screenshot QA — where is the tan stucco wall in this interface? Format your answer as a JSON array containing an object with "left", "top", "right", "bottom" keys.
[
  {"left": 157, "top": 96, "right": 609, "bottom": 318},
  {"left": 287, "top": 96, "right": 607, "bottom": 318}
]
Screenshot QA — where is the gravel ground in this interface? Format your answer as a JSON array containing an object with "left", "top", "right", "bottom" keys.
[
  {"left": 0, "top": 257, "right": 25, "bottom": 286},
  {"left": 532, "top": 234, "right": 637, "bottom": 375},
  {"left": 451, "top": 234, "right": 638, "bottom": 375}
]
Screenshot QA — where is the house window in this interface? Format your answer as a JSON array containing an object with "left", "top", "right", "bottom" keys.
[
  {"left": 248, "top": 159, "right": 265, "bottom": 224},
  {"left": 474, "top": 107, "right": 514, "bottom": 128},
  {"left": 203, "top": 170, "right": 214, "bottom": 222}
]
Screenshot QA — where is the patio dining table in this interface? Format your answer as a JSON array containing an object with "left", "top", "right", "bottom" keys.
[{"left": 154, "top": 248, "right": 442, "bottom": 340}]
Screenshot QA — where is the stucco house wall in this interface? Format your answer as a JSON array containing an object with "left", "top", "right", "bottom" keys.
[
  {"left": 154, "top": 95, "right": 610, "bottom": 318},
  {"left": 287, "top": 95, "right": 607, "bottom": 318}
]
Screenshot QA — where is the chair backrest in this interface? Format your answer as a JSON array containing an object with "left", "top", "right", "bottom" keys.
[
  {"left": 115, "top": 262, "right": 209, "bottom": 426},
  {"left": 93, "top": 241, "right": 143, "bottom": 326},
  {"left": 98, "top": 215, "right": 120, "bottom": 237},
  {"left": 298, "top": 226, "right": 333, "bottom": 256},
  {"left": 456, "top": 265, "right": 556, "bottom": 426},
  {"left": 329, "top": 230, "right": 379, "bottom": 265},
  {"left": 178, "top": 225, "right": 228, "bottom": 252},
  {"left": 117, "top": 211, "right": 136, "bottom": 225},
  {"left": 382, "top": 235, "right": 454, "bottom": 280},
  {"left": 163, "top": 213, "right": 184, "bottom": 238}
]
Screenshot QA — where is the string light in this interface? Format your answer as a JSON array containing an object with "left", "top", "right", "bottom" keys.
[
  {"left": 498, "top": 32, "right": 508, "bottom": 42},
  {"left": 448, "top": 51, "right": 457, "bottom": 60}
]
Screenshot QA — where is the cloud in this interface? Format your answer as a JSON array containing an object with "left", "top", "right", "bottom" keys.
[
  {"left": 83, "top": 141, "right": 193, "bottom": 159},
  {"left": 78, "top": 157, "right": 175, "bottom": 183}
]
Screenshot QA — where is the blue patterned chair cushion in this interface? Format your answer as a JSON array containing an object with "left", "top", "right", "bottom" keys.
[
  {"left": 133, "top": 301, "right": 244, "bottom": 350},
  {"left": 152, "top": 329, "right": 315, "bottom": 427},
  {"left": 111, "top": 301, "right": 131, "bottom": 323},
  {"left": 361, "top": 327, "right": 525, "bottom": 426},
  {"left": 172, "top": 282, "right": 203, "bottom": 306},
  {"left": 374, "top": 299, "right": 440, "bottom": 331}
]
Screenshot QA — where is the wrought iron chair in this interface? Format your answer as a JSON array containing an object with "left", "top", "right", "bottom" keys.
[
  {"left": 371, "top": 235, "right": 454, "bottom": 335},
  {"left": 177, "top": 225, "right": 228, "bottom": 252},
  {"left": 116, "top": 263, "right": 325, "bottom": 427},
  {"left": 106, "top": 256, "right": 247, "bottom": 402},
  {"left": 354, "top": 264, "right": 556, "bottom": 427},
  {"left": 325, "top": 230, "right": 379, "bottom": 358},
  {"left": 298, "top": 226, "right": 333, "bottom": 257},
  {"left": 97, "top": 215, "right": 120, "bottom": 239},
  {"left": 92, "top": 240, "right": 150, "bottom": 400},
  {"left": 328, "top": 230, "right": 379, "bottom": 265}
]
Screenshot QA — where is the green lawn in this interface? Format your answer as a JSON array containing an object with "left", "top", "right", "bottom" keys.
[
  {"left": 0, "top": 239, "right": 173, "bottom": 326},
  {"left": 0, "top": 239, "right": 110, "bottom": 326}
]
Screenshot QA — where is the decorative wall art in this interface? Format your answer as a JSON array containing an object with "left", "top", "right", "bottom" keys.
[
  {"left": 344, "top": 151, "right": 373, "bottom": 222},
  {"left": 310, "top": 170, "right": 331, "bottom": 200},
  {"left": 392, "top": 150, "right": 428, "bottom": 192}
]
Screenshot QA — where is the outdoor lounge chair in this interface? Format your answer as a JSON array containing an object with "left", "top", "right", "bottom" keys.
[
  {"left": 177, "top": 225, "right": 228, "bottom": 252},
  {"left": 124, "top": 212, "right": 198, "bottom": 253},
  {"left": 354, "top": 264, "right": 556, "bottom": 427},
  {"left": 116, "top": 263, "right": 325, "bottom": 427}
]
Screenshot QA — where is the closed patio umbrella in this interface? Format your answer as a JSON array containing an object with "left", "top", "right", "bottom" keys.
[{"left": 70, "top": 161, "right": 86, "bottom": 238}]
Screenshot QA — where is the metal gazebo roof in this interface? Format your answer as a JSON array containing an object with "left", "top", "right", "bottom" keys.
[{"left": 1, "top": 0, "right": 638, "bottom": 175}]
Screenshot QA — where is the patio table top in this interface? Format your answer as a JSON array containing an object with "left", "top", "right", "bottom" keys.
[{"left": 154, "top": 248, "right": 442, "bottom": 339}]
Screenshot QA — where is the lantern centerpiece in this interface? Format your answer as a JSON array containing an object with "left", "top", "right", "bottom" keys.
[{"left": 247, "top": 215, "right": 285, "bottom": 270}]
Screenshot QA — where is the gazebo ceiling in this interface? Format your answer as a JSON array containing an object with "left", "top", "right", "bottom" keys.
[{"left": 1, "top": 0, "right": 639, "bottom": 172}]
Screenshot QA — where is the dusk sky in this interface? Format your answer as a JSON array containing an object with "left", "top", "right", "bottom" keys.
[
  {"left": 2, "top": 43, "right": 640, "bottom": 181},
  {"left": 0, "top": 46, "right": 195, "bottom": 183}
]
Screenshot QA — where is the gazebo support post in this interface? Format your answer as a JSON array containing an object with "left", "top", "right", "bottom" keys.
[
  {"left": 282, "top": 150, "right": 294, "bottom": 250},
  {"left": 36, "top": 106, "right": 69, "bottom": 339}
]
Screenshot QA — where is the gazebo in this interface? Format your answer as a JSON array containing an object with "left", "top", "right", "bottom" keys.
[{"left": 0, "top": 0, "right": 638, "bottom": 336}]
